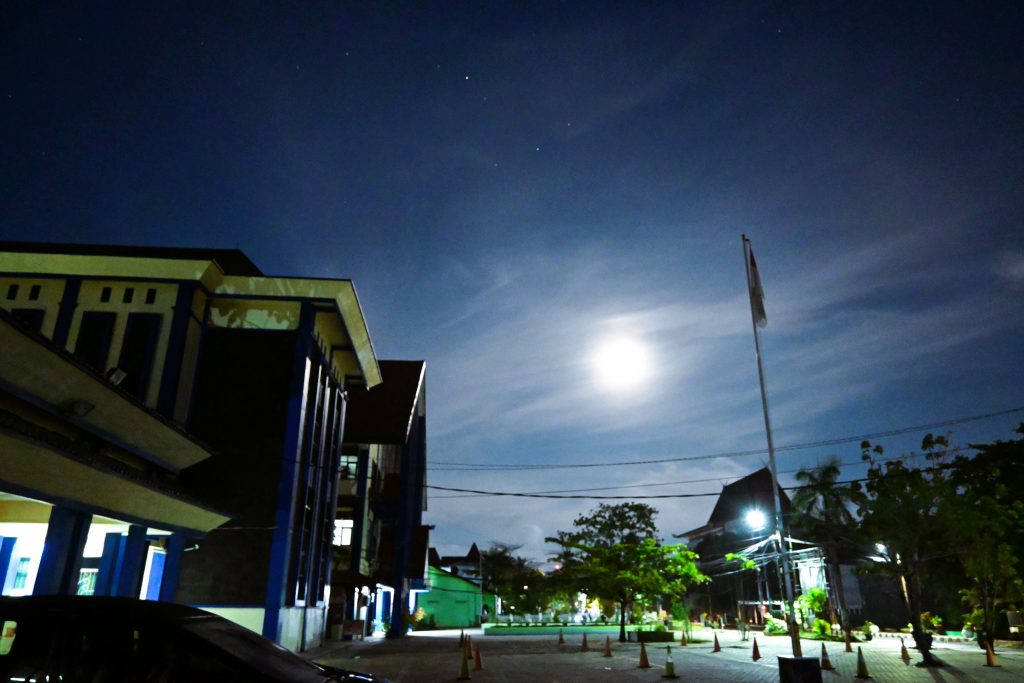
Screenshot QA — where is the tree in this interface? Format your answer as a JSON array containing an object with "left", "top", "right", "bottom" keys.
[
  {"left": 546, "top": 503, "right": 705, "bottom": 641},
  {"left": 942, "top": 425, "right": 1024, "bottom": 651},
  {"left": 856, "top": 436, "right": 952, "bottom": 666},
  {"left": 791, "top": 456, "right": 862, "bottom": 637},
  {"left": 480, "top": 543, "right": 552, "bottom": 614}
]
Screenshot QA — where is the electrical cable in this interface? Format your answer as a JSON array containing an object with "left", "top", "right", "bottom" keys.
[{"left": 430, "top": 405, "right": 1023, "bottom": 471}]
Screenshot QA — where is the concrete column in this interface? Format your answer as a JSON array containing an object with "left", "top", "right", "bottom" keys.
[
  {"left": 158, "top": 534, "right": 187, "bottom": 602},
  {"left": 34, "top": 506, "right": 91, "bottom": 595},
  {"left": 112, "top": 525, "right": 148, "bottom": 598},
  {"left": 93, "top": 531, "right": 122, "bottom": 596}
]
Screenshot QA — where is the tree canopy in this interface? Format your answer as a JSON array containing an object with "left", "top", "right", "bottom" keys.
[{"left": 546, "top": 503, "right": 705, "bottom": 641}]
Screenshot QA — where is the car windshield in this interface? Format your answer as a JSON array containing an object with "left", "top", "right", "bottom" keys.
[{"left": 182, "top": 617, "right": 330, "bottom": 683}]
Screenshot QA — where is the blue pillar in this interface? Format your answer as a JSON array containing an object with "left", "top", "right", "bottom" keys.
[
  {"left": 158, "top": 534, "right": 187, "bottom": 602},
  {"left": 112, "top": 525, "right": 148, "bottom": 598},
  {"left": 157, "top": 284, "right": 197, "bottom": 417},
  {"left": 263, "top": 303, "right": 315, "bottom": 641},
  {"left": 34, "top": 506, "right": 91, "bottom": 595},
  {"left": 93, "top": 532, "right": 122, "bottom": 596},
  {"left": 0, "top": 537, "right": 16, "bottom": 589},
  {"left": 51, "top": 278, "right": 81, "bottom": 350}
]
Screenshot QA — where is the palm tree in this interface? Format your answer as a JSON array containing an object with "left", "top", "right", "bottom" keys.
[{"left": 791, "top": 457, "right": 861, "bottom": 637}]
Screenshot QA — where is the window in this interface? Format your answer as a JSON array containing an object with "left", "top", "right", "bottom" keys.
[
  {"left": 339, "top": 454, "right": 359, "bottom": 479},
  {"left": 100, "top": 286, "right": 112, "bottom": 302},
  {"left": 333, "top": 519, "right": 354, "bottom": 547},
  {"left": 145, "top": 288, "right": 157, "bottom": 304},
  {"left": 28, "top": 284, "right": 40, "bottom": 301},
  {"left": 123, "top": 287, "right": 134, "bottom": 304},
  {"left": 77, "top": 569, "right": 98, "bottom": 596},
  {"left": 10, "top": 308, "right": 44, "bottom": 333},
  {"left": 75, "top": 312, "right": 117, "bottom": 373},
  {"left": 12, "top": 558, "right": 30, "bottom": 589},
  {"left": 117, "top": 313, "right": 162, "bottom": 399},
  {"left": 5, "top": 284, "right": 18, "bottom": 300}
]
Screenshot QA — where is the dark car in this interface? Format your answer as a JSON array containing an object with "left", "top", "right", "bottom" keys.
[{"left": 0, "top": 596, "right": 384, "bottom": 683}]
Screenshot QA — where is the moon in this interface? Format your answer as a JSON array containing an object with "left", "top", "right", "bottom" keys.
[{"left": 590, "top": 336, "right": 653, "bottom": 391}]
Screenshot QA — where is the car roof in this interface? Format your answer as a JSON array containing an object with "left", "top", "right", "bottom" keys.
[{"left": 0, "top": 596, "right": 218, "bottom": 622}]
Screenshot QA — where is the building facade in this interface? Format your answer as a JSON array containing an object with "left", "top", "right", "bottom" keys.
[
  {"left": 0, "top": 243, "right": 381, "bottom": 651},
  {"left": 334, "top": 360, "right": 430, "bottom": 639}
]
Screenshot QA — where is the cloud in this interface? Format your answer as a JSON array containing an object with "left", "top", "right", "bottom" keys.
[{"left": 421, "top": 227, "right": 1024, "bottom": 561}]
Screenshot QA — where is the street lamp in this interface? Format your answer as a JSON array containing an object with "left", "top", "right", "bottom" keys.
[{"left": 745, "top": 509, "right": 767, "bottom": 532}]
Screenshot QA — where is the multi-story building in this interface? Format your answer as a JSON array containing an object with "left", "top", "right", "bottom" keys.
[
  {"left": 335, "top": 360, "right": 430, "bottom": 639},
  {"left": 0, "top": 242, "right": 381, "bottom": 651}
]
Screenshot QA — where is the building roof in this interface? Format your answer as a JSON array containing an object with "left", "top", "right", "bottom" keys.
[
  {"left": 344, "top": 360, "right": 425, "bottom": 445},
  {"left": 0, "top": 241, "right": 263, "bottom": 276},
  {"left": 676, "top": 467, "right": 792, "bottom": 540},
  {"left": 706, "top": 467, "right": 791, "bottom": 525}
]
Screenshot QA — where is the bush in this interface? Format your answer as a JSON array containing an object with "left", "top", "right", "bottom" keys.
[
  {"left": 812, "top": 619, "right": 831, "bottom": 638},
  {"left": 859, "top": 621, "right": 877, "bottom": 640},
  {"left": 765, "top": 614, "right": 788, "bottom": 636}
]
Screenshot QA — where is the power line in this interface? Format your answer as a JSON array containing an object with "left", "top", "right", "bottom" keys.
[
  {"left": 430, "top": 406, "right": 1023, "bottom": 471},
  {"left": 427, "top": 452, "right": 917, "bottom": 499},
  {"left": 425, "top": 457, "right": 969, "bottom": 500}
]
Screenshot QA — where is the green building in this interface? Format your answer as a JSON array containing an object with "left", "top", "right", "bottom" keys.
[{"left": 415, "top": 565, "right": 496, "bottom": 629}]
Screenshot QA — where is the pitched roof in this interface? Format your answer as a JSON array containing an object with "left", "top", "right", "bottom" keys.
[
  {"left": 0, "top": 241, "right": 263, "bottom": 276},
  {"left": 706, "top": 467, "right": 791, "bottom": 526},
  {"left": 343, "top": 360, "right": 425, "bottom": 445}
]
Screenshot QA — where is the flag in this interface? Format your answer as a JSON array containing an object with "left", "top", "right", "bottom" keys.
[{"left": 748, "top": 245, "right": 767, "bottom": 328}]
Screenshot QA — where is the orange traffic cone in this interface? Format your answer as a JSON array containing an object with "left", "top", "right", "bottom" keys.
[
  {"left": 680, "top": 629, "right": 687, "bottom": 646},
  {"left": 473, "top": 643, "right": 483, "bottom": 671},
  {"left": 662, "top": 645, "right": 679, "bottom": 679},
  {"left": 899, "top": 637, "right": 911, "bottom": 665},
  {"left": 712, "top": 632, "right": 721, "bottom": 653},
  {"left": 638, "top": 641, "right": 650, "bottom": 668},
  {"left": 558, "top": 628, "right": 565, "bottom": 644},
  {"left": 855, "top": 646, "right": 871, "bottom": 679},
  {"left": 752, "top": 636, "right": 761, "bottom": 661},
  {"left": 820, "top": 643, "right": 834, "bottom": 671},
  {"left": 845, "top": 630, "right": 853, "bottom": 653},
  {"left": 456, "top": 644, "right": 471, "bottom": 680},
  {"left": 459, "top": 629, "right": 465, "bottom": 648},
  {"left": 603, "top": 635, "right": 612, "bottom": 657},
  {"left": 581, "top": 632, "right": 589, "bottom": 652},
  {"left": 984, "top": 641, "right": 1000, "bottom": 667}
]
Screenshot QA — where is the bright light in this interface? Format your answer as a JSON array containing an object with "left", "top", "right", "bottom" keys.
[
  {"left": 875, "top": 543, "right": 887, "bottom": 554},
  {"left": 745, "top": 509, "right": 767, "bottom": 531},
  {"left": 591, "top": 336, "right": 652, "bottom": 391}
]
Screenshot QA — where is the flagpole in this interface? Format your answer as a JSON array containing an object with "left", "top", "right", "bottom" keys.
[{"left": 741, "top": 234, "right": 802, "bottom": 657}]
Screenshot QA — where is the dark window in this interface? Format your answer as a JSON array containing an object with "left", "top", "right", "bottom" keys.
[
  {"left": 145, "top": 288, "right": 157, "bottom": 304},
  {"left": 28, "top": 284, "right": 41, "bottom": 300},
  {"left": 123, "top": 288, "right": 134, "bottom": 304},
  {"left": 74, "top": 312, "right": 117, "bottom": 373},
  {"left": 118, "top": 313, "right": 162, "bottom": 399},
  {"left": 100, "top": 287, "right": 112, "bottom": 303},
  {"left": 10, "top": 308, "right": 45, "bottom": 333},
  {"left": 6, "top": 283, "right": 18, "bottom": 300}
]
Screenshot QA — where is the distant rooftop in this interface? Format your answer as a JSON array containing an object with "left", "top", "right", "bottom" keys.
[{"left": 0, "top": 241, "right": 264, "bottom": 277}]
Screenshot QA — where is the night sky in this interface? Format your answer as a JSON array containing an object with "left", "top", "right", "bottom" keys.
[{"left": 3, "top": 2, "right": 1023, "bottom": 562}]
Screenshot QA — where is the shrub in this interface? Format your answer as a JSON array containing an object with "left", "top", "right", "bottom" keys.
[
  {"left": 812, "top": 618, "right": 831, "bottom": 638},
  {"left": 765, "top": 614, "right": 788, "bottom": 636}
]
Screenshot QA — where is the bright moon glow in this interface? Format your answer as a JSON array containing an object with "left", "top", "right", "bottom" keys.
[
  {"left": 591, "top": 336, "right": 652, "bottom": 391},
  {"left": 745, "top": 509, "right": 767, "bottom": 531}
]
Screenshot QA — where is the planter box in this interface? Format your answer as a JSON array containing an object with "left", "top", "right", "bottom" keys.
[
  {"left": 635, "top": 631, "right": 677, "bottom": 642},
  {"left": 778, "top": 656, "right": 822, "bottom": 683}
]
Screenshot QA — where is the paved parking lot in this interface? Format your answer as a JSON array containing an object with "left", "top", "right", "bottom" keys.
[{"left": 308, "top": 627, "right": 1023, "bottom": 682}]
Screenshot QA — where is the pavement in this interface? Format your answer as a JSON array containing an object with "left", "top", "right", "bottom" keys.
[{"left": 306, "top": 627, "right": 1024, "bottom": 682}]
